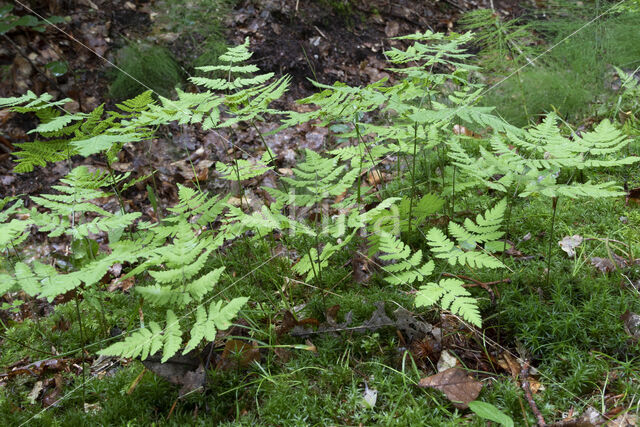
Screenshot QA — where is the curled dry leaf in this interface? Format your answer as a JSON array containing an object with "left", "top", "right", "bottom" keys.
[
  {"left": 591, "top": 257, "right": 617, "bottom": 273},
  {"left": 418, "top": 367, "right": 483, "bottom": 409},
  {"left": 559, "top": 235, "right": 583, "bottom": 257},
  {"left": 142, "top": 351, "right": 205, "bottom": 397},
  {"left": 621, "top": 310, "right": 640, "bottom": 340}
]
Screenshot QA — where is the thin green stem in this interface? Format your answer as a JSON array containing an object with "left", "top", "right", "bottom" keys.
[
  {"left": 74, "top": 296, "right": 87, "bottom": 411},
  {"left": 408, "top": 123, "right": 418, "bottom": 234},
  {"left": 545, "top": 196, "right": 559, "bottom": 287}
]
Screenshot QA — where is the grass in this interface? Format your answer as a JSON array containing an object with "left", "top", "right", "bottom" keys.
[
  {"left": 481, "top": 4, "right": 640, "bottom": 126},
  {"left": 3, "top": 170, "right": 640, "bottom": 425}
]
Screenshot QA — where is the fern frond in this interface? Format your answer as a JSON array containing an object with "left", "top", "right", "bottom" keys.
[
  {"left": 99, "top": 309, "right": 183, "bottom": 362},
  {"left": 216, "top": 150, "right": 273, "bottom": 181},
  {"left": 416, "top": 278, "right": 481, "bottom": 327},
  {"left": 268, "top": 149, "right": 359, "bottom": 207},
  {"left": 182, "top": 297, "right": 248, "bottom": 354},
  {"left": 426, "top": 200, "right": 506, "bottom": 269},
  {"left": 378, "top": 232, "right": 435, "bottom": 286}
]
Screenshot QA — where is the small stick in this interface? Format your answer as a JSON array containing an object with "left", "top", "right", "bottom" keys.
[{"left": 521, "top": 360, "right": 546, "bottom": 426}]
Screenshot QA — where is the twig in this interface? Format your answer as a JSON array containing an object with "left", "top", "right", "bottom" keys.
[{"left": 521, "top": 360, "right": 547, "bottom": 426}]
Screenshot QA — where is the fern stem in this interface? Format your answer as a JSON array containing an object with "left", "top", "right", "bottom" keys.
[
  {"left": 408, "top": 123, "right": 418, "bottom": 234},
  {"left": 451, "top": 165, "right": 456, "bottom": 218},
  {"left": 105, "top": 160, "right": 127, "bottom": 216},
  {"left": 250, "top": 120, "right": 288, "bottom": 193},
  {"left": 74, "top": 296, "right": 87, "bottom": 411},
  {"left": 545, "top": 197, "right": 559, "bottom": 287}
]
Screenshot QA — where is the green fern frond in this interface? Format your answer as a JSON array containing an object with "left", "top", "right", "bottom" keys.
[
  {"left": 182, "top": 297, "right": 248, "bottom": 354},
  {"left": 216, "top": 150, "right": 273, "bottom": 181},
  {"left": 378, "top": 232, "right": 435, "bottom": 286},
  {"left": 426, "top": 200, "right": 506, "bottom": 269},
  {"left": 99, "top": 310, "right": 182, "bottom": 362},
  {"left": 267, "top": 149, "right": 359, "bottom": 207},
  {"left": 293, "top": 232, "right": 355, "bottom": 282},
  {"left": 416, "top": 278, "right": 481, "bottom": 327}
]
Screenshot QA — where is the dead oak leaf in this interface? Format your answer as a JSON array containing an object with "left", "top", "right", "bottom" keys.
[{"left": 418, "top": 367, "right": 483, "bottom": 409}]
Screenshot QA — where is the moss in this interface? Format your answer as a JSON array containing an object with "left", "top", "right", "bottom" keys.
[{"left": 108, "top": 43, "right": 183, "bottom": 100}]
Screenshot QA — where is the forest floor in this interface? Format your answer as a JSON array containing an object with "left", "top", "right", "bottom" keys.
[{"left": 2, "top": 0, "right": 640, "bottom": 426}]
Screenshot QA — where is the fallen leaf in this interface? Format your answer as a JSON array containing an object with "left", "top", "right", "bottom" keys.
[
  {"left": 418, "top": 367, "right": 483, "bottom": 409},
  {"left": 528, "top": 377, "right": 544, "bottom": 394},
  {"left": 437, "top": 350, "right": 458, "bottom": 372},
  {"left": 108, "top": 276, "right": 135, "bottom": 292},
  {"left": 625, "top": 187, "right": 640, "bottom": 205},
  {"left": 42, "top": 374, "right": 64, "bottom": 407},
  {"left": 27, "top": 380, "right": 44, "bottom": 404},
  {"left": 608, "top": 412, "right": 638, "bottom": 426},
  {"left": 559, "top": 235, "right": 583, "bottom": 257},
  {"left": 591, "top": 257, "right": 617, "bottom": 273},
  {"left": 367, "top": 170, "right": 384, "bottom": 186},
  {"left": 142, "top": 351, "right": 205, "bottom": 397},
  {"left": 351, "top": 251, "right": 372, "bottom": 284},
  {"left": 621, "top": 310, "right": 640, "bottom": 340},
  {"left": 497, "top": 352, "right": 521, "bottom": 379}
]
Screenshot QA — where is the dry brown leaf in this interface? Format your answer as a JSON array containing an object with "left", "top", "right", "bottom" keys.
[
  {"left": 498, "top": 352, "right": 521, "bottom": 379},
  {"left": 436, "top": 350, "right": 458, "bottom": 372},
  {"left": 591, "top": 257, "right": 617, "bottom": 273},
  {"left": 418, "top": 367, "right": 483, "bottom": 409},
  {"left": 367, "top": 170, "right": 384, "bottom": 186},
  {"left": 108, "top": 276, "right": 135, "bottom": 293},
  {"left": 621, "top": 310, "right": 640, "bottom": 340},
  {"left": 42, "top": 374, "right": 64, "bottom": 407},
  {"left": 607, "top": 412, "right": 638, "bottom": 426},
  {"left": 216, "top": 339, "right": 261, "bottom": 371},
  {"left": 528, "top": 377, "right": 544, "bottom": 394}
]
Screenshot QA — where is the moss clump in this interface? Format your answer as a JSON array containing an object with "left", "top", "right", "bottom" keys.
[{"left": 108, "top": 43, "right": 183, "bottom": 100}]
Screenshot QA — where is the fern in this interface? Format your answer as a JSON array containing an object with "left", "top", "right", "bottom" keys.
[
  {"left": 449, "top": 113, "right": 637, "bottom": 199},
  {"left": 27, "top": 166, "right": 140, "bottom": 239},
  {"left": 378, "top": 232, "right": 435, "bottom": 286},
  {"left": 216, "top": 150, "right": 274, "bottom": 181},
  {"left": 99, "top": 310, "right": 182, "bottom": 362},
  {"left": 426, "top": 199, "right": 506, "bottom": 269},
  {"left": 416, "top": 278, "right": 482, "bottom": 327},
  {"left": 182, "top": 297, "right": 249, "bottom": 354},
  {"left": 266, "top": 149, "right": 359, "bottom": 207}
]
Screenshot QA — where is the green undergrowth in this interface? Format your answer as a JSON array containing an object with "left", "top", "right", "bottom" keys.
[
  {"left": 472, "top": 2, "right": 640, "bottom": 126},
  {"left": 2, "top": 192, "right": 640, "bottom": 425},
  {"left": 2, "top": 11, "right": 640, "bottom": 425},
  {"left": 108, "top": 43, "right": 184, "bottom": 100}
]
